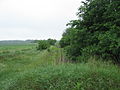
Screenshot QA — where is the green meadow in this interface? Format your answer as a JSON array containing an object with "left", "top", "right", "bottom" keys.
[
  {"left": 0, "top": 0, "right": 120, "bottom": 89},
  {"left": 0, "top": 44, "right": 120, "bottom": 90}
]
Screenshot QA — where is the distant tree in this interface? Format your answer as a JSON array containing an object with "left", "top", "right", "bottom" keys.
[
  {"left": 37, "top": 39, "right": 57, "bottom": 51},
  {"left": 37, "top": 40, "right": 50, "bottom": 50},
  {"left": 47, "top": 39, "right": 57, "bottom": 45}
]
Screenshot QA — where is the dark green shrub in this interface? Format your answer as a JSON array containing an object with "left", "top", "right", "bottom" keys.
[
  {"left": 37, "top": 40, "right": 50, "bottom": 50},
  {"left": 47, "top": 39, "right": 57, "bottom": 45}
]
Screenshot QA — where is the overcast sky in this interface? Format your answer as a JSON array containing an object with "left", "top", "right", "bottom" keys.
[{"left": 0, "top": 0, "right": 83, "bottom": 40}]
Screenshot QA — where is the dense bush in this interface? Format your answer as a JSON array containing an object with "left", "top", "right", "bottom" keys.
[
  {"left": 37, "top": 39, "right": 57, "bottom": 50},
  {"left": 47, "top": 38, "right": 57, "bottom": 46},
  {"left": 60, "top": 0, "right": 120, "bottom": 63},
  {"left": 37, "top": 40, "right": 50, "bottom": 50}
]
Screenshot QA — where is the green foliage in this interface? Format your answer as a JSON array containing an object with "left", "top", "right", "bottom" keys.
[
  {"left": 60, "top": 0, "right": 120, "bottom": 63},
  {"left": 37, "top": 40, "right": 50, "bottom": 50},
  {"left": 48, "top": 38, "right": 57, "bottom": 45},
  {"left": 37, "top": 39, "right": 57, "bottom": 51}
]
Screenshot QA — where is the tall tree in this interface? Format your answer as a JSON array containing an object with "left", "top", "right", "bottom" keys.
[{"left": 60, "top": 0, "right": 120, "bottom": 63}]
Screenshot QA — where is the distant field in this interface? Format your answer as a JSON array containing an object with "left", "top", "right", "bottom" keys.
[
  {"left": 0, "top": 44, "right": 120, "bottom": 90},
  {"left": 0, "top": 43, "right": 36, "bottom": 53}
]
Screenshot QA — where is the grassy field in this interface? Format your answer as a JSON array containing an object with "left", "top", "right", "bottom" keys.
[{"left": 0, "top": 44, "right": 120, "bottom": 90}]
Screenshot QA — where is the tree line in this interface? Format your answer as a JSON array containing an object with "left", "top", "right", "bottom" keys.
[{"left": 60, "top": 0, "right": 120, "bottom": 63}]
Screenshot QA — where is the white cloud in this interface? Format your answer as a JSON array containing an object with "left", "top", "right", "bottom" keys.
[{"left": 0, "top": 0, "right": 84, "bottom": 40}]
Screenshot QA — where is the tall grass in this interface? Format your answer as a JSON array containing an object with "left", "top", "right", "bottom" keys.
[{"left": 0, "top": 45, "right": 120, "bottom": 90}]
